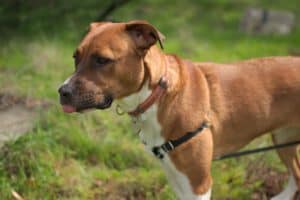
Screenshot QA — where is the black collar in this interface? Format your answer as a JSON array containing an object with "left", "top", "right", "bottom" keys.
[{"left": 152, "top": 122, "right": 209, "bottom": 159}]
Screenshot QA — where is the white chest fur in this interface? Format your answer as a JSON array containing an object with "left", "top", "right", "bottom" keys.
[{"left": 117, "top": 84, "right": 211, "bottom": 200}]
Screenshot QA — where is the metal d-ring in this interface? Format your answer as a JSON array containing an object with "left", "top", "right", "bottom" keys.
[{"left": 116, "top": 104, "right": 125, "bottom": 115}]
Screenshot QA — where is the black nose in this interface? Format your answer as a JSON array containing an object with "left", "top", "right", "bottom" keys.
[{"left": 58, "top": 84, "right": 72, "bottom": 104}]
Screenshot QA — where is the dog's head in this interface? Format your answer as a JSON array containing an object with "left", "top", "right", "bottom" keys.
[{"left": 58, "top": 21, "right": 164, "bottom": 113}]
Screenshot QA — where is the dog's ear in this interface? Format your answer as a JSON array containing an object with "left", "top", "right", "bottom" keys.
[{"left": 125, "top": 20, "right": 165, "bottom": 53}]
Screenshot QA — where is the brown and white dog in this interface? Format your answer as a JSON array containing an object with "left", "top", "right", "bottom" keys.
[{"left": 58, "top": 20, "right": 300, "bottom": 200}]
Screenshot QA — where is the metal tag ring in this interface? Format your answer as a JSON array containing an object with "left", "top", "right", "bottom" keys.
[{"left": 116, "top": 104, "right": 125, "bottom": 115}]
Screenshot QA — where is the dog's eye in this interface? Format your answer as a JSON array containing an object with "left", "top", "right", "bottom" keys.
[{"left": 95, "top": 56, "right": 111, "bottom": 66}]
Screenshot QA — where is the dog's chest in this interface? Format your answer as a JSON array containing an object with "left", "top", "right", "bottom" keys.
[
  {"left": 137, "top": 107, "right": 204, "bottom": 199},
  {"left": 117, "top": 84, "right": 166, "bottom": 150},
  {"left": 119, "top": 85, "right": 207, "bottom": 199},
  {"left": 138, "top": 105, "right": 164, "bottom": 150}
]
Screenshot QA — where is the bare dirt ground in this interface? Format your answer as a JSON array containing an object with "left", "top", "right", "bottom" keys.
[{"left": 0, "top": 93, "right": 48, "bottom": 147}]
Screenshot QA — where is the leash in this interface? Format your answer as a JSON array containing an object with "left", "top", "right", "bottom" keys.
[
  {"left": 150, "top": 120, "right": 300, "bottom": 160},
  {"left": 214, "top": 140, "right": 300, "bottom": 161}
]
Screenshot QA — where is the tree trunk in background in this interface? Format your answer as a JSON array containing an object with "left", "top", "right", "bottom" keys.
[{"left": 96, "top": 0, "right": 131, "bottom": 21}]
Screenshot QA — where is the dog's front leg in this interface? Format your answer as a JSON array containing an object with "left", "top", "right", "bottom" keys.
[{"left": 163, "top": 128, "right": 213, "bottom": 200}]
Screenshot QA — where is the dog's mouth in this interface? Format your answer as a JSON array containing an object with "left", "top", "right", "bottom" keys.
[
  {"left": 61, "top": 95, "right": 113, "bottom": 113},
  {"left": 62, "top": 104, "right": 77, "bottom": 113}
]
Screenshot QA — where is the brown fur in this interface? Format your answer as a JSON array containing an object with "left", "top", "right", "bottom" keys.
[{"left": 60, "top": 21, "right": 300, "bottom": 196}]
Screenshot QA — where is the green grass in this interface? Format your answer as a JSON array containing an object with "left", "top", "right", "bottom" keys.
[{"left": 0, "top": 0, "right": 299, "bottom": 199}]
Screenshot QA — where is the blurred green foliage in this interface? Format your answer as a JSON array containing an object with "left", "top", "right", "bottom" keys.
[{"left": 0, "top": 0, "right": 299, "bottom": 199}]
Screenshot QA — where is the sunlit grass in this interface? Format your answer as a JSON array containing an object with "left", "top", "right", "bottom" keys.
[{"left": 0, "top": 0, "right": 299, "bottom": 199}]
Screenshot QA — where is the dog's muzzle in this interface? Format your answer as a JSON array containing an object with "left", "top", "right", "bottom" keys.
[{"left": 58, "top": 84, "right": 113, "bottom": 113}]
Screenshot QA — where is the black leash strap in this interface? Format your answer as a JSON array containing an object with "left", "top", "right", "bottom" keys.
[
  {"left": 150, "top": 121, "right": 300, "bottom": 161},
  {"left": 214, "top": 140, "right": 300, "bottom": 161},
  {"left": 152, "top": 122, "right": 209, "bottom": 159}
]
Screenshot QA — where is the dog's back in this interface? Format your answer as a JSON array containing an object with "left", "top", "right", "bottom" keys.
[{"left": 197, "top": 56, "right": 300, "bottom": 154}]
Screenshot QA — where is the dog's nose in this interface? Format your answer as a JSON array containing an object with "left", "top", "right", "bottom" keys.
[{"left": 58, "top": 84, "right": 73, "bottom": 103}]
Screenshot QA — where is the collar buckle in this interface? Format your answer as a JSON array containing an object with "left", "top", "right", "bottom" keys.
[
  {"left": 161, "top": 141, "right": 174, "bottom": 152},
  {"left": 152, "top": 146, "right": 165, "bottom": 159}
]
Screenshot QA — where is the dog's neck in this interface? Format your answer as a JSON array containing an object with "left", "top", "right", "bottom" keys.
[
  {"left": 144, "top": 46, "right": 182, "bottom": 92},
  {"left": 116, "top": 47, "right": 187, "bottom": 143},
  {"left": 117, "top": 80, "right": 153, "bottom": 116},
  {"left": 117, "top": 46, "right": 182, "bottom": 117}
]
